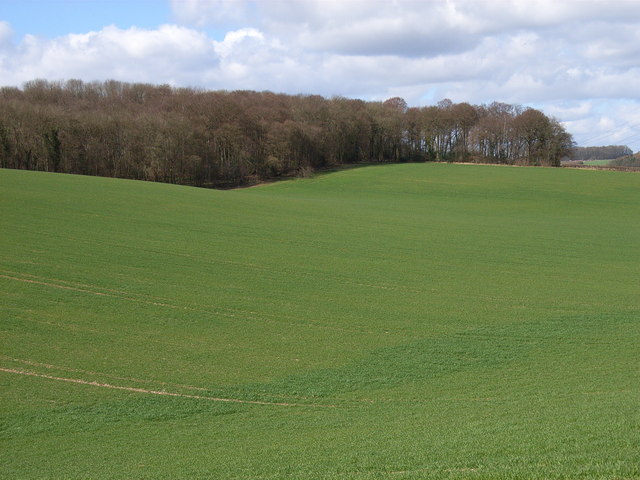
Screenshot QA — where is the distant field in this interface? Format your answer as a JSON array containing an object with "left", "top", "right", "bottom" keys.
[
  {"left": 580, "top": 159, "right": 613, "bottom": 166},
  {"left": 1, "top": 164, "right": 639, "bottom": 479}
]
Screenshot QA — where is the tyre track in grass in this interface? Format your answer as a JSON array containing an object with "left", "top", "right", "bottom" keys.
[
  {"left": 8, "top": 225, "right": 577, "bottom": 299},
  {"left": 0, "top": 356, "right": 208, "bottom": 392},
  {"left": 1, "top": 356, "right": 326, "bottom": 402},
  {"left": 0, "top": 356, "right": 338, "bottom": 402},
  {"left": 2, "top": 269, "right": 358, "bottom": 326},
  {"left": 3, "top": 250, "right": 611, "bottom": 312},
  {"left": 0, "top": 367, "right": 337, "bottom": 408},
  {"left": 3, "top": 306, "right": 363, "bottom": 376},
  {"left": 1, "top": 263, "right": 413, "bottom": 309},
  {"left": 1, "top": 231, "right": 435, "bottom": 294},
  {"left": 0, "top": 271, "right": 372, "bottom": 334}
]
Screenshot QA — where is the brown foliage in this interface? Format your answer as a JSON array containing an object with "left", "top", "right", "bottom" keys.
[{"left": 0, "top": 80, "right": 574, "bottom": 187}]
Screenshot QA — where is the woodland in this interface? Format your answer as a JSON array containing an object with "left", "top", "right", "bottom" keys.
[
  {"left": 569, "top": 145, "right": 633, "bottom": 160},
  {"left": 0, "top": 79, "right": 574, "bottom": 187}
]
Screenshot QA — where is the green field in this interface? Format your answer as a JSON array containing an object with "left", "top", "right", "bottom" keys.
[
  {"left": 581, "top": 159, "right": 612, "bottom": 166},
  {"left": 1, "top": 164, "right": 639, "bottom": 479}
]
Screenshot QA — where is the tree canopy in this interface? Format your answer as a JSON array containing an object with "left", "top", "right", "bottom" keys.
[
  {"left": 0, "top": 80, "right": 574, "bottom": 187},
  {"left": 569, "top": 145, "right": 633, "bottom": 161}
]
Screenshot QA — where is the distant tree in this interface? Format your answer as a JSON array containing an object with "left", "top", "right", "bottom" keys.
[
  {"left": 514, "top": 108, "right": 551, "bottom": 165},
  {"left": 450, "top": 102, "right": 478, "bottom": 161},
  {"left": 43, "top": 128, "right": 62, "bottom": 172},
  {"left": 381, "top": 97, "right": 408, "bottom": 162},
  {"left": 546, "top": 118, "right": 575, "bottom": 166},
  {"left": 609, "top": 153, "right": 640, "bottom": 168},
  {"left": 570, "top": 145, "right": 633, "bottom": 160}
]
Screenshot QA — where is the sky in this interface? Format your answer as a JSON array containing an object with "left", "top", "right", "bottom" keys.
[{"left": 1, "top": 0, "right": 639, "bottom": 151}]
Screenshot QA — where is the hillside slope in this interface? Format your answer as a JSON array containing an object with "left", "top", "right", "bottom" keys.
[{"left": 1, "top": 164, "right": 639, "bottom": 479}]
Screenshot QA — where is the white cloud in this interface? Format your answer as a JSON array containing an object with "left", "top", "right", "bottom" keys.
[
  {"left": 2, "top": 1, "right": 640, "bottom": 150},
  {"left": 0, "top": 24, "right": 218, "bottom": 86},
  {"left": 170, "top": 0, "right": 251, "bottom": 27},
  {"left": 0, "top": 21, "right": 14, "bottom": 72},
  {"left": 213, "top": 27, "right": 265, "bottom": 58},
  {"left": 0, "top": 21, "right": 13, "bottom": 45},
  {"left": 170, "top": 0, "right": 640, "bottom": 55}
]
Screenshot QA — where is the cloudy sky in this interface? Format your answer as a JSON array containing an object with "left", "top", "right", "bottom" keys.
[{"left": 1, "top": 0, "right": 639, "bottom": 151}]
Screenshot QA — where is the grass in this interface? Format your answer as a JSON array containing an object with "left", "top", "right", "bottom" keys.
[
  {"left": 580, "top": 159, "right": 612, "bottom": 166},
  {"left": 1, "top": 163, "right": 639, "bottom": 479}
]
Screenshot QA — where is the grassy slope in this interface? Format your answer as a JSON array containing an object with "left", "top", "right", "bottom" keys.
[
  {"left": 581, "top": 159, "right": 612, "bottom": 166},
  {"left": 1, "top": 164, "right": 639, "bottom": 479}
]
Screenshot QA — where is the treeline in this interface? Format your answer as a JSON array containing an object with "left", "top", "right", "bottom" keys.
[
  {"left": 0, "top": 79, "right": 574, "bottom": 187},
  {"left": 569, "top": 145, "right": 633, "bottom": 160},
  {"left": 609, "top": 154, "right": 640, "bottom": 168}
]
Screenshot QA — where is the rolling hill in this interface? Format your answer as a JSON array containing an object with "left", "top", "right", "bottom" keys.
[{"left": 1, "top": 164, "right": 639, "bottom": 479}]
